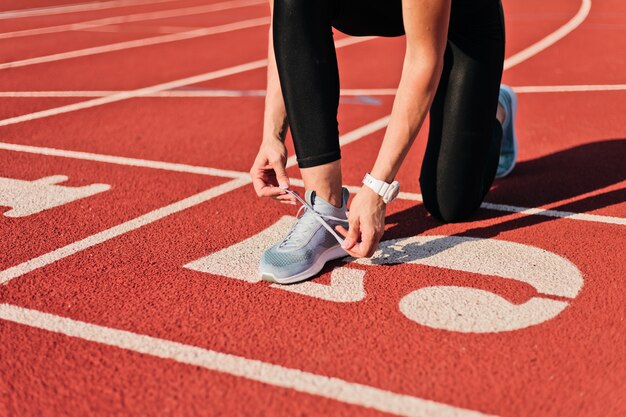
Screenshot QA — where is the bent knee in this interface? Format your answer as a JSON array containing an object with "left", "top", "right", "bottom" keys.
[{"left": 422, "top": 192, "right": 481, "bottom": 224}]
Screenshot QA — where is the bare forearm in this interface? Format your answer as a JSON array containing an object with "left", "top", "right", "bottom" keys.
[
  {"left": 370, "top": 57, "right": 442, "bottom": 182},
  {"left": 262, "top": 25, "right": 288, "bottom": 143}
]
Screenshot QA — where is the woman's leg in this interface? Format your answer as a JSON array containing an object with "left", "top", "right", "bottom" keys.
[
  {"left": 272, "top": 0, "right": 404, "bottom": 207},
  {"left": 419, "top": 0, "right": 506, "bottom": 223}
]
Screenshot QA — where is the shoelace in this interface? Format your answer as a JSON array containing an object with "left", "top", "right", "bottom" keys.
[{"left": 278, "top": 188, "right": 347, "bottom": 248}]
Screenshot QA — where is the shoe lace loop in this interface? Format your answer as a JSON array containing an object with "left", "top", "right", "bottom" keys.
[{"left": 277, "top": 189, "right": 347, "bottom": 249}]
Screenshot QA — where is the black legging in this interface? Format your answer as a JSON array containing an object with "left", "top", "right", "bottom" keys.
[{"left": 273, "top": 0, "right": 505, "bottom": 222}]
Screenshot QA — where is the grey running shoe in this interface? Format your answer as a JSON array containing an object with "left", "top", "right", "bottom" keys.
[
  {"left": 259, "top": 187, "right": 350, "bottom": 284},
  {"left": 496, "top": 84, "right": 519, "bottom": 179}
]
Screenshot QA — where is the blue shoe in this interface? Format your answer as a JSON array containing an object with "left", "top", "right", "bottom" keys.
[
  {"left": 496, "top": 84, "right": 519, "bottom": 179},
  {"left": 259, "top": 187, "right": 350, "bottom": 284}
]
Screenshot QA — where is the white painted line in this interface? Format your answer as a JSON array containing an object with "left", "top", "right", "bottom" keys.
[
  {"left": 513, "top": 84, "right": 626, "bottom": 93},
  {"left": 0, "top": 89, "right": 389, "bottom": 98},
  {"left": 6, "top": 83, "right": 626, "bottom": 99},
  {"left": 0, "top": 0, "right": 266, "bottom": 40},
  {"left": 0, "top": 141, "right": 249, "bottom": 179},
  {"left": 504, "top": 0, "right": 592, "bottom": 70},
  {"left": 0, "top": 177, "right": 250, "bottom": 286},
  {"left": 0, "top": 36, "right": 373, "bottom": 128},
  {"left": 2, "top": 141, "right": 623, "bottom": 226},
  {"left": 0, "top": 16, "right": 271, "bottom": 70},
  {"left": 0, "top": 304, "right": 496, "bottom": 417},
  {"left": 0, "top": 59, "right": 269, "bottom": 127},
  {"left": 479, "top": 202, "right": 626, "bottom": 226},
  {"left": 0, "top": 0, "right": 175, "bottom": 20}
]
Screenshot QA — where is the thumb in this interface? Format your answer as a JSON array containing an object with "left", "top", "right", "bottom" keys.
[{"left": 272, "top": 160, "right": 290, "bottom": 189}]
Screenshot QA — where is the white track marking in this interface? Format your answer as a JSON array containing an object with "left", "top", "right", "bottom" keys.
[
  {"left": 0, "top": 142, "right": 250, "bottom": 179},
  {"left": 0, "top": 0, "right": 175, "bottom": 20},
  {"left": 6, "top": 83, "right": 626, "bottom": 98},
  {"left": 0, "top": 36, "right": 373, "bottom": 128},
  {"left": 1, "top": 141, "right": 623, "bottom": 226},
  {"left": 478, "top": 202, "right": 626, "bottom": 225},
  {"left": 354, "top": 235, "right": 583, "bottom": 332},
  {"left": 0, "top": 174, "right": 110, "bottom": 217},
  {"left": 0, "top": 0, "right": 266, "bottom": 40},
  {"left": 0, "top": 19, "right": 370, "bottom": 71},
  {"left": 0, "top": 60, "right": 268, "bottom": 127},
  {"left": 185, "top": 214, "right": 365, "bottom": 303},
  {"left": 0, "top": 177, "right": 250, "bottom": 285},
  {"left": 187, "top": 218, "right": 582, "bottom": 331},
  {"left": 0, "top": 118, "right": 385, "bottom": 285},
  {"left": 272, "top": 267, "right": 366, "bottom": 303},
  {"left": 0, "top": 304, "right": 496, "bottom": 417},
  {"left": 514, "top": 84, "right": 626, "bottom": 93},
  {"left": 0, "top": 17, "right": 271, "bottom": 70},
  {"left": 503, "top": 0, "right": 592, "bottom": 70}
]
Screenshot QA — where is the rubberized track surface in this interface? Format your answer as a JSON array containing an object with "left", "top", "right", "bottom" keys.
[{"left": 1, "top": 0, "right": 625, "bottom": 416}]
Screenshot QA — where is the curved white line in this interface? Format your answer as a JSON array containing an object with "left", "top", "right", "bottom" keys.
[{"left": 504, "top": 0, "right": 592, "bottom": 70}]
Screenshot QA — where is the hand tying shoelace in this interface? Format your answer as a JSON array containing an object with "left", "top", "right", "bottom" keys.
[{"left": 280, "top": 188, "right": 347, "bottom": 246}]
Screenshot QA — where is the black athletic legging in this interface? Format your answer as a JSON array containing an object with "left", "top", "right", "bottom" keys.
[{"left": 272, "top": 0, "right": 505, "bottom": 222}]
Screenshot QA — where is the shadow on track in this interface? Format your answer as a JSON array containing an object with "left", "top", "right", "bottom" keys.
[{"left": 383, "top": 138, "right": 626, "bottom": 242}]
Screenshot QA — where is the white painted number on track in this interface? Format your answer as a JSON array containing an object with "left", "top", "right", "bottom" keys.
[
  {"left": 0, "top": 175, "right": 110, "bottom": 217},
  {"left": 186, "top": 216, "right": 583, "bottom": 333}
]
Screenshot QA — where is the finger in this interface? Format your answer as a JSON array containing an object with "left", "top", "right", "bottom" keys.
[
  {"left": 251, "top": 166, "right": 282, "bottom": 196},
  {"left": 359, "top": 230, "right": 376, "bottom": 258},
  {"left": 259, "top": 184, "right": 288, "bottom": 198},
  {"left": 341, "top": 218, "right": 361, "bottom": 250},
  {"left": 335, "top": 225, "right": 349, "bottom": 238},
  {"left": 273, "top": 194, "right": 297, "bottom": 204},
  {"left": 271, "top": 161, "right": 290, "bottom": 189}
]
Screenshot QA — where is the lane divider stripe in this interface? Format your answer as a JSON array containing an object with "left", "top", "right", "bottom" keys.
[
  {"left": 0, "top": 303, "right": 496, "bottom": 417},
  {"left": 0, "top": 0, "right": 266, "bottom": 40},
  {"left": 0, "top": 17, "right": 271, "bottom": 70},
  {"left": 0, "top": 0, "right": 176, "bottom": 20},
  {"left": 503, "top": 0, "right": 592, "bottom": 70},
  {"left": 0, "top": 36, "right": 373, "bottom": 127},
  {"left": 1, "top": 84, "right": 625, "bottom": 97}
]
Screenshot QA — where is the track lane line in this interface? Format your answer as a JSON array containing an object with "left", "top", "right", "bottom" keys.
[
  {"left": 0, "top": 36, "right": 374, "bottom": 127},
  {"left": 0, "top": 304, "right": 496, "bottom": 417},
  {"left": 3, "top": 84, "right": 625, "bottom": 97},
  {"left": 0, "top": 0, "right": 266, "bottom": 40},
  {"left": 0, "top": 0, "right": 176, "bottom": 20},
  {"left": 0, "top": 16, "right": 271, "bottom": 70},
  {"left": 0, "top": 140, "right": 623, "bottom": 226},
  {"left": 503, "top": 0, "right": 592, "bottom": 70}
]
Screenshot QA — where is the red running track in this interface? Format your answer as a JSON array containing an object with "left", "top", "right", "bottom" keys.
[{"left": 1, "top": 0, "right": 625, "bottom": 416}]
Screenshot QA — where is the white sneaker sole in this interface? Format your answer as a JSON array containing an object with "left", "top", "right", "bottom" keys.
[
  {"left": 260, "top": 245, "right": 349, "bottom": 285},
  {"left": 495, "top": 84, "right": 519, "bottom": 179}
]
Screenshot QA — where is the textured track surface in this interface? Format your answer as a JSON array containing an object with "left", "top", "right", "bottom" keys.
[{"left": 1, "top": 0, "right": 625, "bottom": 416}]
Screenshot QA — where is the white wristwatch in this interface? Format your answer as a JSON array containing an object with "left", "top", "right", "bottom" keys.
[{"left": 362, "top": 172, "right": 400, "bottom": 203}]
